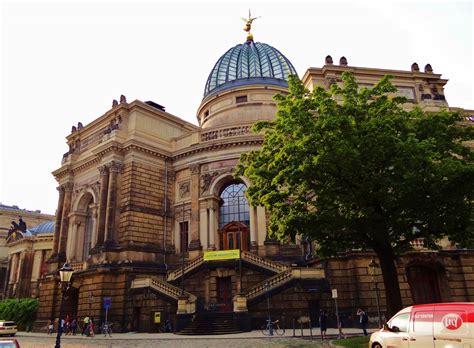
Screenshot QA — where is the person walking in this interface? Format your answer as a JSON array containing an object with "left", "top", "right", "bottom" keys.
[
  {"left": 89, "top": 317, "right": 95, "bottom": 337},
  {"left": 319, "top": 309, "right": 328, "bottom": 340},
  {"left": 357, "top": 308, "right": 368, "bottom": 336},
  {"left": 82, "top": 316, "right": 90, "bottom": 336}
]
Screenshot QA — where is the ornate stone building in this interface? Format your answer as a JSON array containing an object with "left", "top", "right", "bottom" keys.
[
  {"left": 0, "top": 204, "right": 54, "bottom": 299},
  {"left": 35, "top": 27, "right": 473, "bottom": 333},
  {"left": 5, "top": 221, "right": 54, "bottom": 299}
]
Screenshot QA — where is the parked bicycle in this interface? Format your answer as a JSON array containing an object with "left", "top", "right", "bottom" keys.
[
  {"left": 159, "top": 320, "right": 173, "bottom": 333},
  {"left": 101, "top": 322, "right": 112, "bottom": 337},
  {"left": 261, "top": 319, "right": 284, "bottom": 336}
]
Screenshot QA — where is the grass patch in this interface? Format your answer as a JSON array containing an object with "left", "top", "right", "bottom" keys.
[{"left": 332, "top": 335, "right": 370, "bottom": 347}]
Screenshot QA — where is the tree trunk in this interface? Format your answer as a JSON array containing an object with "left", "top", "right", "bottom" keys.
[{"left": 374, "top": 243, "right": 403, "bottom": 318}]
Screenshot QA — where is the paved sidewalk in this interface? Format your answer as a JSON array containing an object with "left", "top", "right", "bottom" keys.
[{"left": 18, "top": 326, "right": 374, "bottom": 340}]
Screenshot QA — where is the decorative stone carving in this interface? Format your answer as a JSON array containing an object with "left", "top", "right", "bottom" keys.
[
  {"left": 108, "top": 162, "right": 123, "bottom": 173},
  {"left": 190, "top": 164, "right": 200, "bottom": 175},
  {"left": 411, "top": 62, "right": 420, "bottom": 72},
  {"left": 200, "top": 172, "right": 219, "bottom": 194},
  {"left": 179, "top": 181, "right": 191, "bottom": 198},
  {"left": 424, "top": 64, "right": 433, "bottom": 73},
  {"left": 120, "top": 95, "right": 127, "bottom": 104},
  {"left": 325, "top": 55, "right": 333, "bottom": 65},
  {"left": 112, "top": 99, "right": 118, "bottom": 107},
  {"left": 339, "top": 56, "right": 348, "bottom": 66}
]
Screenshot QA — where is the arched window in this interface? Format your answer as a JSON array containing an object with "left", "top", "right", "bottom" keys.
[
  {"left": 219, "top": 182, "right": 249, "bottom": 228},
  {"left": 82, "top": 203, "right": 93, "bottom": 261},
  {"left": 218, "top": 182, "right": 250, "bottom": 251}
]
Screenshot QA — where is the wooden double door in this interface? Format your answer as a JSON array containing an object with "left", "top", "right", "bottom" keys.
[{"left": 218, "top": 222, "right": 250, "bottom": 251}]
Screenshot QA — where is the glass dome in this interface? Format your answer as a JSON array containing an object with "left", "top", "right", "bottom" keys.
[{"left": 204, "top": 40, "right": 298, "bottom": 98}]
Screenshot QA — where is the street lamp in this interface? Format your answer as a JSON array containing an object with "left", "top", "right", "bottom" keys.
[
  {"left": 55, "top": 262, "right": 74, "bottom": 348},
  {"left": 265, "top": 282, "right": 273, "bottom": 336},
  {"left": 181, "top": 201, "right": 186, "bottom": 295},
  {"left": 368, "top": 257, "right": 382, "bottom": 328}
]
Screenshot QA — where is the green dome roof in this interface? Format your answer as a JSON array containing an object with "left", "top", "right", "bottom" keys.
[{"left": 204, "top": 40, "right": 298, "bottom": 98}]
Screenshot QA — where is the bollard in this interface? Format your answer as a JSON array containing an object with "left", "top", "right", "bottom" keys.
[
  {"left": 292, "top": 319, "right": 296, "bottom": 337},
  {"left": 300, "top": 322, "right": 303, "bottom": 337},
  {"left": 309, "top": 320, "right": 312, "bottom": 340}
]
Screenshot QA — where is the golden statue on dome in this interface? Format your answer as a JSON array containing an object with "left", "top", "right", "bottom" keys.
[{"left": 241, "top": 9, "right": 260, "bottom": 41}]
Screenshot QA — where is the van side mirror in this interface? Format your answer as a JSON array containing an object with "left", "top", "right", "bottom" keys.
[{"left": 391, "top": 325, "right": 400, "bottom": 333}]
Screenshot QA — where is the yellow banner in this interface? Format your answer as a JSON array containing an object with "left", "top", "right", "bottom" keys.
[
  {"left": 204, "top": 249, "right": 240, "bottom": 261},
  {"left": 154, "top": 312, "right": 161, "bottom": 324}
]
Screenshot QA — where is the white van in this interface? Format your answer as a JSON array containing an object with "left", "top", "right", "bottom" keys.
[{"left": 369, "top": 302, "right": 474, "bottom": 348}]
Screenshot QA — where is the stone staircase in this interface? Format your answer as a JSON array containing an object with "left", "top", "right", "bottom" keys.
[
  {"left": 246, "top": 268, "right": 325, "bottom": 305},
  {"left": 131, "top": 277, "right": 197, "bottom": 302},
  {"left": 176, "top": 312, "right": 243, "bottom": 335}
]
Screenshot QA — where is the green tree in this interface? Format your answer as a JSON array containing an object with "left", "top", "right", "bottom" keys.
[{"left": 237, "top": 72, "right": 474, "bottom": 316}]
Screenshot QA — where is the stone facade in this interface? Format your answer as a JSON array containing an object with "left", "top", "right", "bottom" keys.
[
  {"left": 0, "top": 204, "right": 54, "bottom": 299},
  {"left": 33, "top": 38, "right": 474, "bottom": 333}
]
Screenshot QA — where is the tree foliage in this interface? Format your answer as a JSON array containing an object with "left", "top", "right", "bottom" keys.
[
  {"left": 0, "top": 298, "right": 39, "bottom": 331},
  {"left": 237, "top": 72, "right": 474, "bottom": 316}
]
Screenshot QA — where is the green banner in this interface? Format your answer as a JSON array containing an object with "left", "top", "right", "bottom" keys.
[{"left": 204, "top": 249, "right": 240, "bottom": 261}]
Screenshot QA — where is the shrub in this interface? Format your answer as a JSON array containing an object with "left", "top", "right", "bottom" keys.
[{"left": 0, "top": 298, "right": 39, "bottom": 331}]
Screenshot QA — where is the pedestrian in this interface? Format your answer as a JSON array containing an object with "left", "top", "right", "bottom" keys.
[
  {"left": 89, "top": 317, "right": 95, "bottom": 337},
  {"left": 71, "top": 319, "right": 77, "bottom": 335},
  {"left": 319, "top": 309, "right": 328, "bottom": 340},
  {"left": 82, "top": 316, "right": 90, "bottom": 336},
  {"left": 357, "top": 308, "right": 368, "bottom": 336},
  {"left": 47, "top": 319, "right": 54, "bottom": 335}
]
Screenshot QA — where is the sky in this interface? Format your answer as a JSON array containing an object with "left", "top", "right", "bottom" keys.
[{"left": 1, "top": 0, "right": 473, "bottom": 216}]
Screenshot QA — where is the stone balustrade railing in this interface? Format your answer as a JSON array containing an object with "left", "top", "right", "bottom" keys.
[
  {"left": 167, "top": 255, "right": 204, "bottom": 282},
  {"left": 241, "top": 251, "right": 289, "bottom": 273},
  {"left": 70, "top": 262, "right": 87, "bottom": 272},
  {"left": 131, "top": 277, "right": 196, "bottom": 302}
]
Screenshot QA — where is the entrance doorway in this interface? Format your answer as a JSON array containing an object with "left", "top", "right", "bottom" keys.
[
  {"left": 216, "top": 277, "right": 232, "bottom": 312},
  {"left": 407, "top": 265, "right": 442, "bottom": 303},
  {"left": 219, "top": 222, "right": 250, "bottom": 251}
]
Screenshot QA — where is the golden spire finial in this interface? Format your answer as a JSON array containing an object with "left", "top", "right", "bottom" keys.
[{"left": 241, "top": 9, "right": 260, "bottom": 41}]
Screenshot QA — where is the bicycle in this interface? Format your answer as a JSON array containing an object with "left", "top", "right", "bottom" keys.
[
  {"left": 101, "top": 322, "right": 112, "bottom": 337},
  {"left": 159, "top": 320, "right": 173, "bottom": 333},
  {"left": 261, "top": 319, "right": 285, "bottom": 336}
]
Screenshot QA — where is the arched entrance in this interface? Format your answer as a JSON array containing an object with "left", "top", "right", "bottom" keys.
[
  {"left": 218, "top": 182, "right": 250, "bottom": 251},
  {"left": 406, "top": 265, "right": 442, "bottom": 304}
]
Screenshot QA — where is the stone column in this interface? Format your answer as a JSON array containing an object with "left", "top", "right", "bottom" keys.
[
  {"left": 96, "top": 165, "right": 109, "bottom": 246},
  {"left": 66, "top": 217, "right": 79, "bottom": 261},
  {"left": 52, "top": 186, "right": 65, "bottom": 256},
  {"left": 199, "top": 208, "right": 209, "bottom": 250},
  {"left": 188, "top": 164, "right": 202, "bottom": 254},
  {"left": 249, "top": 206, "right": 257, "bottom": 247},
  {"left": 58, "top": 183, "right": 74, "bottom": 257},
  {"left": 104, "top": 162, "right": 122, "bottom": 244},
  {"left": 208, "top": 205, "right": 216, "bottom": 250},
  {"left": 256, "top": 206, "right": 267, "bottom": 246}
]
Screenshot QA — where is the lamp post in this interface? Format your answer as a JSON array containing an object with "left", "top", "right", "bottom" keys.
[
  {"left": 237, "top": 196, "right": 243, "bottom": 293},
  {"left": 55, "top": 262, "right": 74, "bottom": 348},
  {"left": 368, "top": 257, "right": 382, "bottom": 328},
  {"left": 181, "top": 201, "right": 186, "bottom": 295},
  {"left": 265, "top": 282, "right": 273, "bottom": 336}
]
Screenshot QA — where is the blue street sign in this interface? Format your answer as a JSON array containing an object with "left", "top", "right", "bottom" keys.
[{"left": 103, "top": 297, "right": 111, "bottom": 310}]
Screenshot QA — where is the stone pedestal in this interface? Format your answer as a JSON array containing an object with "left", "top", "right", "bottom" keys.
[{"left": 233, "top": 293, "right": 248, "bottom": 313}]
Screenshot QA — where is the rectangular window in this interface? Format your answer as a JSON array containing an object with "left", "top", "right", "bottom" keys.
[
  {"left": 236, "top": 95, "right": 247, "bottom": 103},
  {"left": 180, "top": 221, "right": 189, "bottom": 253}
]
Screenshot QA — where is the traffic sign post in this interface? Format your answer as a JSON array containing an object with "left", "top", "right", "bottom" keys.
[
  {"left": 332, "top": 289, "right": 341, "bottom": 339},
  {"left": 103, "top": 297, "right": 112, "bottom": 324}
]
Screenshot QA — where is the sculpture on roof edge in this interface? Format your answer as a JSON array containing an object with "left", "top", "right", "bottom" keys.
[{"left": 241, "top": 9, "right": 260, "bottom": 40}]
